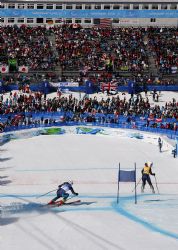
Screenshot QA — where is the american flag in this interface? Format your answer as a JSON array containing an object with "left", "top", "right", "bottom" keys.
[
  {"left": 93, "top": 18, "right": 112, "bottom": 28},
  {"left": 100, "top": 18, "right": 112, "bottom": 28}
]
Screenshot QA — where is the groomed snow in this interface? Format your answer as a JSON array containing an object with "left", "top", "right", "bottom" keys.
[{"left": 0, "top": 91, "right": 178, "bottom": 250}]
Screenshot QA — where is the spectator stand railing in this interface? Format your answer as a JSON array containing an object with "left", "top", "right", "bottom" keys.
[{"left": 1, "top": 111, "right": 177, "bottom": 140}]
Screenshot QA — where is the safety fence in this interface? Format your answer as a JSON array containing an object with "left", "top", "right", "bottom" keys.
[{"left": 1, "top": 111, "right": 177, "bottom": 140}]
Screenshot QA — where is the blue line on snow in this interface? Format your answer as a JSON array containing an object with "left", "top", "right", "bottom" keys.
[
  {"left": 0, "top": 193, "right": 117, "bottom": 199},
  {"left": 54, "top": 207, "right": 112, "bottom": 212},
  {"left": 112, "top": 195, "right": 178, "bottom": 240},
  {"left": 15, "top": 167, "right": 142, "bottom": 172},
  {"left": 1, "top": 192, "right": 178, "bottom": 240},
  {"left": 15, "top": 167, "right": 119, "bottom": 171}
]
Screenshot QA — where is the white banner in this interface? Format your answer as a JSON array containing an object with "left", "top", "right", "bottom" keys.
[
  {"left": 49, "top": 82, "right": 79, "bottom": 88},
  {"left": 119, "top": 19, "right": 139, "bottom": 25}
]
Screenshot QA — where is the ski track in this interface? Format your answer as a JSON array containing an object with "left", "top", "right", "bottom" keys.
[{"left": 1, "top": 193, "right": 178, "bottom": 241}]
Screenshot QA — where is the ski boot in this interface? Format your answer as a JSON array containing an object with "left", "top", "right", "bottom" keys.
[
  {"left": 62, "top": 197, "right": 68, "bottom": 204},
  {"left": 48, "top": 200, "right": 55, "bottom": 205},
  {"left": 57, "top": 200, "right": 64, "bottom": 206}
]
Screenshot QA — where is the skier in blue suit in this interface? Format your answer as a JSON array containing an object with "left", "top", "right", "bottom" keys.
[{"left": 48, "top": 180, "right": 78, "bottom": 205}]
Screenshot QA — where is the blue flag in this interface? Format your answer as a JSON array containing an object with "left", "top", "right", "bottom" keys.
[{"left": 119, "top": 170, "right": 136, "bottom": 182}]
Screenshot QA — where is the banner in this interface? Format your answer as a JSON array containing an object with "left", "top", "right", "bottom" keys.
[
  {"left": 119, "top": 19, "right": 139, "bottom": 25},
  {"left": 117, "top": 163, "right": 137, "bottom": 204},
  {"left": 119, "top": 170, "right": 136, "bottom": 182},
  {"left": 76, "top": 127, "right": 103, "bottom": 134},
  {"left": 49, "top": 82, "right": 79, "bottom": 88},
  {"left": 0, "top": 9, "right": 178, "bottom": 19}
]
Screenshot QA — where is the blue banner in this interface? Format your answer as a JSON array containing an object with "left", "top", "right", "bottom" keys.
[
  {"left": 0, "top": 82, "right": 178, "bottom": 94},
  {"left": 76, "top": 127, "right": 103, "bottom": 134},
  {"left": 119, "top": 170, "right": 136, "bottom": 182},
  {"left": 0, "top": 10, "right": 178, "bottom": 18},
  {"left": 1, "top": 120, "right": 178, "bottom": 138}
]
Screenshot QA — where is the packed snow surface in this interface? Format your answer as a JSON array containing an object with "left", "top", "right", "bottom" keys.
[{"left": 0, "top": 91, "right": 178, "bottom": 250}]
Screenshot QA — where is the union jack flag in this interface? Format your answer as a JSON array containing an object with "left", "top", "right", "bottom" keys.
[{"left": 100, "top": 82, "right": 118, "bottom": 92}]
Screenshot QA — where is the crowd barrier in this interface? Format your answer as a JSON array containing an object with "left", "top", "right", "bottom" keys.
[
  {"left": 0, "top": 111, "right": 177, "bottom": 122},
  {"left": 0, "top": 82, "right": 178, "bottom": 94},
  {"left": 2, "top": 118, "right": 178, "bottom": 140}
]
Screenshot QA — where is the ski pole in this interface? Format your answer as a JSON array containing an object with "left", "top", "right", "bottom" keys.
[
  {"left": 36, "top": 189, "right": 57, "bottom": 199},
  {"left": 132, "top": 177, "right": 142, "bottom": 192},
  {"left": 65, "top": 194, "right": 78, "bottom": 202},
  {"left": 154, "top": 176, "right": 160, "bottom": 194}
]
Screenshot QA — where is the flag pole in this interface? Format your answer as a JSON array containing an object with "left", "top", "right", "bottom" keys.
[
  {"left": 154, "top": 176, "right": 160, "bottom": 194},
  {"left": 117, "top": 163, "right": 120, "bottom": 204},
  {"left": 134, "top": 163, "right": 137, "bottom": 204}
]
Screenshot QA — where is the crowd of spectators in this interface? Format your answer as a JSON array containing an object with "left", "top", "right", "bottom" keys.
[
  {"left": 0, "top": 72, "right": 57, "bottom": 87},
  {"left": 0, "top": 25, "right": 57, "bottom": 71},
  {"left": 0, "top": 25, "right": 177, "bottom": 134},
  {"left": 0, "top": 90, "right": 177, "bottom": 134},
  {"left": 54, "top": 26, "right": 149, "bottom": 74},
  {"left": 0, "top": 25, "right": 177, "bottom": 87},
  {"left": 0, "top": 70, "right": 176, "bottom": 92},
  {"left": 148, "top": 27, "right": 178, "bottom": 74}
]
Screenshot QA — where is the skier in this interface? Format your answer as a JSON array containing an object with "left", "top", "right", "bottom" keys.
[
  {"left": 141, "top": 162, "right": 155, "bottom": 193},
  {"left": 172, "top": 147, "right": 177, "bottom": 158},
  {"left": 158, "top": 137, "right": 163, "bottom": 152},
  {"left": 48, "top": 180, "right": 78, "bottom": 205}
]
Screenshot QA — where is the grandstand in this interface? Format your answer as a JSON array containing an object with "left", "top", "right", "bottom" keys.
[
  {"left": 0, "top": 1, "right": 178, "bottom": 27},
  {"left": 0, "top": 1, "right": 177, "bottom": 84}
]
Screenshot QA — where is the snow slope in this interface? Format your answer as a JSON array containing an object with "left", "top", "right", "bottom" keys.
[{"left": 0, "top": 128, "right": 178, "bottom": 250}]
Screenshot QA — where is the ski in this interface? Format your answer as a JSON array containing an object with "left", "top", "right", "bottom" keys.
[
  {"left": 62, "top": 199, "right": 81, "bottom": 205},
  {"left": 46, "top": 199, "right": 81, "bottom": 207},
  {"left": 55, "top": 199, "right": 81, "bottom": 206}
]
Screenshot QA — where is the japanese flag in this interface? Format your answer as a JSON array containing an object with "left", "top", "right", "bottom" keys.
[
  {"left": 18, "top": 65, "right": 28, "bottom": 73},
  {"left": 0, "top": 65, "right": 9, "bottom": 73}
]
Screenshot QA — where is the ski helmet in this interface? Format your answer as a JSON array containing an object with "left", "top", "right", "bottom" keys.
[
  {"left": 147, "top": 161, "right": 153, "bottom": 167},
  {"left": 68, "top": 180, "right": 73, "bottom": 185}
]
